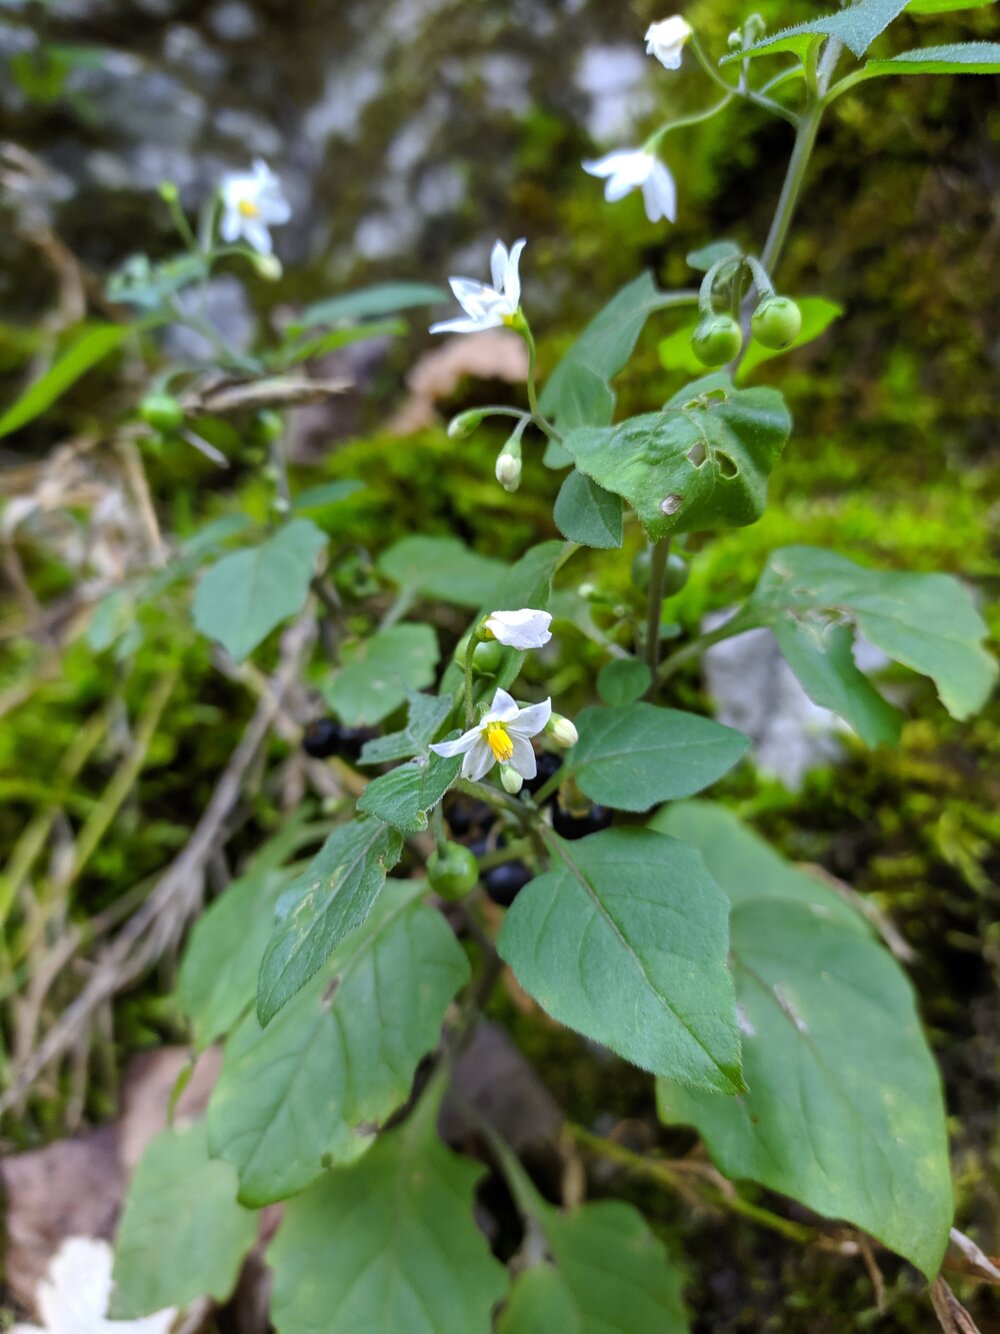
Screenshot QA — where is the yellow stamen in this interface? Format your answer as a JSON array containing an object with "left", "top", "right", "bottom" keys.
[
  {"left": 485, "top": 722, "right": 514, "bottom": 763},
  {"left": 238, "top": 198, "right": 261, "bottom": 218}
]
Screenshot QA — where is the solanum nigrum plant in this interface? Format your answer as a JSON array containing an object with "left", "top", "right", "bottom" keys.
[{"left": 7, "top": 5, "right": 998, "bottom": 1331}]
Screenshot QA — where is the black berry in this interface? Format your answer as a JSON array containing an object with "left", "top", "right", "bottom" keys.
[
  {"left": 484, "top": 861, "right": 533, "bottom": 907},
  {"left": 552, "top": 802, "right": 613, "bottom": 840},
  {"left": 524, "top": 751, "right": 562, "bottom": 797},
  {"left": 302, "top": 718, "right": 342, "bottom": 758}
]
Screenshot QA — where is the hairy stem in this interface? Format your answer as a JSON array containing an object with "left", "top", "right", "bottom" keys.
[
  {"left": 759, "top": 96, "right": 824, "bottom": 277},
  {"left": 644, "top": 538, "right": 671, "bottom": 682}
]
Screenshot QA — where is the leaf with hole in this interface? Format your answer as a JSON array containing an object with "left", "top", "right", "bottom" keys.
[
  {"left": 562, "top": 373, "right": 790, "bottom": 540},
  {"left": 498, "top": 827, "right": 743, "bottom": 1092},
  {"left": 192, "top": 518, "right": 327, "bottom": 662},
  {"left": 257, "top": 816, "right": 403, "bottom": 1025},
  {"left": 210, "top": 882, "right": 468, "bottom": 1205}
]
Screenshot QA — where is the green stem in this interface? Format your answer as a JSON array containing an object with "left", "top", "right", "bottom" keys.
[
  {"left": 464, "top": 659, "right": 475, "bottom": 727},
  {"left": 518, "top": 320, "right": 561, "bottom": 443},
  {"left": 644, "top": 539, "right": 671, "bottom": 681},
  {"left": 567, "top": 1124, "right": 818, "bottom": 1246},
  {"left": 759, "top": 95, "right": 824, "bottom": 278},
  {"left": 644, "top": 94, "right": 733, "bottom": 151},
  {"left": 528, "top": 763, "right": 565, "bottom": 809},
  {"left": 690, "top": 35, "right": 799, "bottom": 127},
  {"left": 656, "top": 614, "right": 759, "bottom": 686}
]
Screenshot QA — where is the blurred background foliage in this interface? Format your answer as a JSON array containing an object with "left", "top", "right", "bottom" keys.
[{"left": 0, "top": 0, "right": 998, "bottom": 1328}]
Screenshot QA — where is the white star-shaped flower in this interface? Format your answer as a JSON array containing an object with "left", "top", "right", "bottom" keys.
[
  {"left": 431, "top": 687, "right": 551, "bottom": 782},
  {"left": 12, "top": 1236, "right": 176, "bottom": 1334},
  {"left": 583, "top": 149, "right": 677, "bottom": 223},
  {"left": 430, "top": 239, "right": 526, "bottom": 335},
  {"left": 483, "top": 609, "right": 552, "bottom": 650},
  {"left": 645, "top": 16, "right": 693, "bottom": 70},
  {"left": 219, "top": 158, "right": 291, "bottom": 255}
]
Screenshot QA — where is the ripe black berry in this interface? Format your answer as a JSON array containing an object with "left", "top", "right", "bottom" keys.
[
  {"left": 484, "top": 861, "right": 533, "bottom": 907},
  {"left": 524, "top": 751, "right": 562, "bottom": 798},
  {"left": 302, "top": 718, "right": 342, "bottom": 758},
  {"left": 552, "top": 801, "right": 613, "bottom": 840}
]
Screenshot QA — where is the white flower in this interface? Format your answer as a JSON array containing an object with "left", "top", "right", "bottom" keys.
[
  {"left": 431, "top": 688, "right": 551, "bottom": 782},
  {"left": 583, "top": 150, "right": 677, "bottom": 224},
  {"left": 645, "top": 16, "right": 693, "bottom": 70},
  {"left": 484, "top": 608, "right": 552, "bottom": 649},
  {"left": 12, "top": 1236, "right": 176, "bottom": 1334},
  {"left": 219, "top": 158, "right": 291, "bottom": 255},
  {"left": 429, "top": 238, "right": 526, "bottom": 335}
]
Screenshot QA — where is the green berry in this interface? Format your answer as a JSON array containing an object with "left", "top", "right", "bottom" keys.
[
  {"left": 255, "top": 410, "right": 285, "bottom": 444},
  {"left": 427, "top": 842, "right": 479, "bottom": 899},
  {"left": 472, "top": 639, "right": 505, "bottom": 675},
  {"left": 750, "top": 295, "right": 802, "bottom": 350},
  {"left": 138, "top": 393, "right": 183, "bottom": 433},
  {"left": 691, "top": 315, "right": 743, "bottom": 367},
  {"left": 631, "top": 548, "right": 652, "bottom": 592}
]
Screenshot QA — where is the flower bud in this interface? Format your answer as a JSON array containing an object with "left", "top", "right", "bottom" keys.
[
  {"left": 138, "top": 393, "right": 184, "bottom": 433},
  {"left": 495, "top": 445, "right": 522, "bottom": 493},
  {"left": 158, "top": 181, "right": 180, "bottom": 203},
  {"left": 691, "top": 314, "right": 743, "bottom": 367},
  {"left": 750, "top": 295, "right": 802, "bottom": 350},
  {"left": 727, "top": 29, "right": 743, "bottom": 49},
  {"left": 500, "top": 764, "right": 524, "bottom": 795},
  {"left": 447, "top": 409, "right": 486, "bottom": 440},
  {"left": 252, "top": 253, "right": 283, "bottom": 281},
  {"left": 744, "top": 13, "right": 766, "bottom": 43},
  {"left": 546, "top": 714, "right": 579, "bottom": 749}
]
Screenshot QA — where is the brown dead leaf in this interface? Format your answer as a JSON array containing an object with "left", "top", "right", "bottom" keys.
[{"left": 388, "top": 330, "right": 528, "bottom": 434}]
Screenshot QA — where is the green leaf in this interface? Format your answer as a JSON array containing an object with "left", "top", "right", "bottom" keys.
[
  {"left": 540, "top": 273, "right": 666, "bottom": 430},
  {"left": 597, "top": 659, "right": 651, "bottom": 707},
  {"left": 648, "top": 799, "right": 869, "bottom": 928},
  {"left": 357, "top": 751, "right": 461, "bottom": 832},
  {"left": 359, "top": 691, "right": 454, "bottom": 765},
  {"left": 657, "top": 897, "right": 953, "bottom": 1277},
  {"left": 290, "top": 479, "right": 365, "bottom": 513},
  {"left": 499, "top": 1202, "right": 689, "bottom": 1334},
  {"left": 859, "top": 40, "right": 1000, "bottom": 77},
  {"left": 192, "top": 518, "right": 327, "bottom": 662},
  {"left": 323, "top": 623, "right": 440, "bottom": 725},
  {"left": 906, "top": 0, "right": 995, "bottom": 11},
  {"left": 257, "top": 816, "right": 403, "bottom": 1025},
  {"left": 378, "top": 535, "right": 508, "bottom": 608},
  {"left": 487, "top": 539, "right": 567, "bottom": 610},
  {"left": 748, "top": 546, "right": 997, "bottom": 721},
  {"left": 562, "top": 373, "right": 791, "bottom": 540},
  {"left": 110, "top": 1121, "right": 256, "bottom": 1318},
  {"left": 736, "top": 297, "right": 843, "bottom": 382},
  {"left": 562, "top": 703, "right": 749, "bottom": 812},
  {"left": 178, "top": 866, "right": 296, "bottom": 1047},
  {"left": 0, "top": 323, "right": 129, "bottom": 438},
  {"left": 267, "top": 1087, "right": 507, "bottom": 1333},
  {"left": 274, "top": 319, "right": 404, "bottom": 369},
  {"left": 724, "top": 0, "right": 911, "bottom": 61},
  {"left": 686, "top": 240, "right": 741, "bottom": 272},
  {"left": 771, "top": 618, "right": 903, "bottom": 746},
  {"left": 554, "top": 469, "right": 624, "bottom": 549},
  {"left": 209, "top": 883, "right": 469, "bottom": 1205},
  {"left": 657, "top": 320, "right": 704, "bottom": 376},
  {"left": 292, "top": 281, "right": 448, "bottom": 333},
  {"left": 498, "top": 828, "right": 743, "bottom": 1093}
]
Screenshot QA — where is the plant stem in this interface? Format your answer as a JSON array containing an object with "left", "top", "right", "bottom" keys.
[
  {"left": 644, "top": 539, "right": 671, "bottom": 681},
  {"left": 645, "top": 95, "right": 733, "bottom": 152},
  {"left": 567, "top": 1124, "right": 818, "bottom": 1245},
  {"left": 759, "top": 95, "right": 824, "bottom": 278}
]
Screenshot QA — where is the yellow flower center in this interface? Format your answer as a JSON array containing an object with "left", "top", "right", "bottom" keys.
[
  {"left": 238, "top": 198, "right": 261, "bottom": 218},
  {"left": 485, "top": 722, "right": 514, "bottom": 763}
]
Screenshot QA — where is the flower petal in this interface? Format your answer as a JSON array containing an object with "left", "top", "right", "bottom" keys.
[
  {"left": 484, "top": 687, "right": 520, "bottom": 723},
  {"left": 509, "top": 732, "right": 537, "bottom": 781},
  {"left": 509, "top": 697, "right": 552, "bottom": 738},
  {"left": 462, "top": 736, "right": 495, "bottom": 781},
  {"left": 504, "top": 238, "right": 526, "bottom": 309},
  {"left": 430, "top": 727, "right": 479, "bottom": 758},
  {"left": 643, "top": 160, "right": 677, "bottom": 223},
  {"left": 490, "top": 240, "right": 509, "bottom": 294},
  {"left": 484, "top": 608, "right": 552, "bottom": 649}
]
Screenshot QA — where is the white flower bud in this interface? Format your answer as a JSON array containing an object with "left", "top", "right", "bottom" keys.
[
  {"left": 495, "top": 449, "right": 522, "bottom": 492},
  {"left": 500, "top": 764, "right": 524, "bottom": 795},
  {"left": 546, "top": 714, "right": 579, "bottom": 748},
  {"left": 252, "top": 253, "right": 283, "bottom": 281},
  {"left": 644, "top": 16, "right": 693, "bottom": 70}
]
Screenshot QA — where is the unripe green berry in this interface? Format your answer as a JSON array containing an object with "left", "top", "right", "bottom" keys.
[
  {"left": 691, "top": 314, "right": 743, "bottom": 367},
  {"left": 631, "top": 548, "right": 652, "bottom": 592},
  {"left": 138, "top": 393, "right": 184, "bottom": 433},
  {"left": 427, "top": 842, "right": 479, "bottom": 899},
  {"left": 471, "top": 639, "right": 504, "bottom": 675},
  {"left": 750, "top": 295, "right": 802, "bottom": 350},
  {"left": 664, "top": 552, "right": 689, "bottom": 595},
  {"left": 255, "top": 410, "right": 285, "bottom": 444}
]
